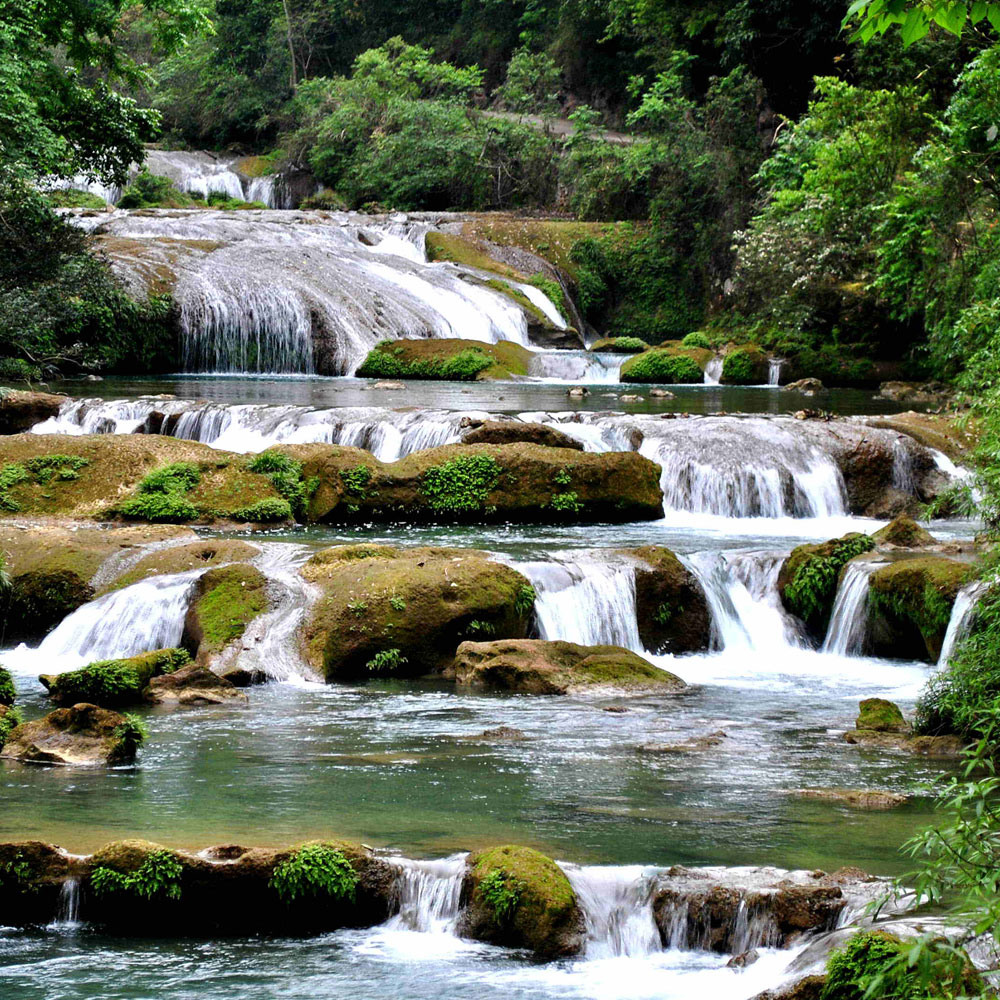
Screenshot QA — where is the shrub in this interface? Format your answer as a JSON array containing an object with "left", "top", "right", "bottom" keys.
[
  {"left": 301, "top": 189, "right": 349, "bottom": 211},
  {"left": 479, "top": 868, "right": 523, "bottom": 924},
  {"left": 0, "top": 706, "right": 22, "bottom": 749},
  {"left": 682, "top": 332, "right": 712, "bottom": 349},
  {"left": 269, "top": 843, "right": 359, "bottom": 904},
  {"left": 136, "top": 462, "right": 201, "bottom": 494},
  {"left": 366, "top": 648, "right": 407, "bottom": 673},
  {"left": 119, "top": 462, "right": 201, "bottom": 522},
  {"left": 118, "top": 170, "right": 193, "bottom": 210},
  {"left": 721, "top": 349, "right": 757, "bottom": 384},
  {"left": 91, "top": 848, "right": 183, "bottom": 901},
  {"left": 232, "top": 497, "right": 293, "bottom": 522},
  {"left": 44, "top": 188, "right": 109, "bottom": 209},
  {"left": 621, "top": 350, "right": 703, "bottom": 384},
  {"left": 421, "top": 454, "right": 501, "bottom": 512},
  {"left": 0, "top": 666, "right": 15, "bottom": 706},
  {"left": 0, "top": 358, "right": 42, "bottom": 381},
  {"left": 514, "top": 585, "right": 536, "bottom": 617},
  {"left": 0, "top": 850, "right": 37, "bottom": 894},
  {"left": 355, "top": 347, "right": 493, "bottom": 381},
  {"left": 550, "top": 491, "right": 584, "bottom": 512},
  {"left": 112, "top": 713, "right": 149, "bottom": 755}
]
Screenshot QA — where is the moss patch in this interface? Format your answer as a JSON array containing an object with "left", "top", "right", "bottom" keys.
[
  {"left": 41, "top": 648, "right": 190, "bottom": 708},
  {"left": 720, "top": 346, "right": 768, "bottom": 385},
  {"left": 620, "top": 349, "right": 704, "bottom": 384},
  {"left": 856, "top": 698, "right": 908, "bottom": 733},
  {"left": 872, "top": 516, "right": 936, "bottom": 548},
  {"left": 356, "top": 339, "right": 531, "bottom": 381},
  {"left": 183, "top": 564, "right": 268, "bottom": 657}
]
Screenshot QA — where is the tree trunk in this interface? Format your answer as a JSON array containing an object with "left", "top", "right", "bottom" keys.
[{"left": 281, "top": 0, "right": 298, "bottom": 89}]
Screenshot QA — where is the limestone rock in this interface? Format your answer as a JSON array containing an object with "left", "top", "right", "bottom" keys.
[
  {"left": 0, "top": 703, "right": 142, "bottom": 766},
  {"left": 462, "top": 420, "right": 583, "bottom": 451},
  {"left": 627, "top": 546, "right": 711, "bottom": 654},
  {"left": 872, "top": 515, "right": 936, "bottom": 549},
  {"left": 145, "top": 664, "right": 248, "bottom": 706}
]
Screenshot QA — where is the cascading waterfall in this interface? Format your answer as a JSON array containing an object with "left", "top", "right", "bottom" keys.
[
  {"left": 767, "top": 360, "right": 785, "bottom": 386},
  {"left": 518, "top": 559, "right": 643, "bottom": 652},
  {"left": 48, "top": 879, "right": 82, "bottom": 931},
  {"left": 938, "top": 580, "right": 991, "bottom": 666},
  {"left": 528, "top": 351, "right": 623, "bottom": 383},
  {"left": 703, "top": 358, "right": 723, "bottom": 385},
  {"left": 385, "top": 855, "right": 467, "bottom": 935},
  {"left": 821, "top": 561, "right": 878, "bottom": 657}
]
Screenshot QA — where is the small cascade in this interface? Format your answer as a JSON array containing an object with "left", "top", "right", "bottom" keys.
[
  {"left": 703, "top": 357, "right": 723, "bottom": 385},
  {"left": 47, "top": 879, "right": 82, "bottom": 931},
  {"left": 821, "top": 561, "right": 878, "bottom": 657},
  {"left": 528, "top": 351, "right": 623, "bottom": 384},
  {"left": 682, "top": 551, "right": 806, "bottom": 654},
  {"left": 386, "top": 855, "right": 467, "bottom": 934},
  {"left": 519, "top": 559, "right": 643, "bottom": 651},
  {"left": 656, "top": 895, "right": 780, "bottom": 954},
  {"left": 891, "top": 438, "right": 918, "bottom": 495},
  {"left": 767, "top": 359, "right": 785, "bottom": 386},
  {"left": 7, "top": 572, "right": 199, "bottom": 675},
  {"left": 561, "top": 865, "right": 662, "bottom": 959},
  {"left": 938, "top": 580, "right": 991, "bottom": 666}
]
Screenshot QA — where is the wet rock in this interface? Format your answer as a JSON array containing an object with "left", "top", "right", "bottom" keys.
[
  {"left": 567, "top": 386, "right": 589, "bottom": 397},
  {"left": 0, "top": 703, "right": 143, "bottom": 766},
  {"left": 453, "top": 639, "right": 686, "bottom": 695},
  {"left": 356, "top": 339, "right": 532, "bottom": 381},
  {"left": 878, "top": 381, "right": 952, "bottom": 407},
  {"left": 41, "top": 648, "right": 191, "bottom": 708},
  {"left": 372, "top": 380, "right": 406, "bottom": 390},
  {"left": 856, "top": 698, "right": 908, "bottom": 733},
  {"left": 627, "top": 546, "right": 711, "bottom": 654},
  {"left": 0, "top": 390, "right": 63, "bottom": 434},
  {"left": 458, "top": 845, "right": 585, "bottom": 958},
  {"left": 219, "top": 666, "right": 269, "bottom": 687},
  {"left": 0, "top": 840, "right": 81, "bottom": 924},
  {"left": 182, "top": 563, "right": 269, "bottom": 665},
  {"left": 458, "top": 726, "right": 528, "bottom": 741},
  {"left": 728, "top": 949, "right": 760, "bottom": 968},
  {"left": 639, "top": 730, "right": 727, "bottom": 754},
  {"left": 301, "top": 545, "right": 534, "bottom": 681},
  {"left": 750, "top": 975, "right": 826, "bottom": 1000},
  {"left": 650, "top": 388, "right": 675, "bottom": 398},
  {"left": 872, "top": 515, "right": 936, "bottom": 549},
  {"left": 145, "top": 664, "right": 248, "bottom": 706},
  {"left": 589, "top": 337, "right": 649, "bottom": 354},
  {"left": 462, "top": 420, "right": 583, "bottom": 451},
  {"left": 620, "top": 394, "right": 643, "bottom": 403},
  {"left": 719, "top": 346, "right": 769, "bottom": 386},
  {"left": 790, "top": 788, "right": 910, "bottom": 809},
  {"left": 844, "top": 730, "right": 964, "bottom": 756},
  {"left": 783, "top": 378, "right": 824, "bottom": 393}
]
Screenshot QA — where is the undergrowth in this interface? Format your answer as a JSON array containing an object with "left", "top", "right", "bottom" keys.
[{"left": 269, "top": 843, "right": 359, "bottom": 903}]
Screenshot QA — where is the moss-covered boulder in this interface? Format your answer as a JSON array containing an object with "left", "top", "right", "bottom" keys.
[
  {"left": 453, "top": 639, "right": 686, "bottom": 695},
  {"left": 867, "top": 557, "right": 968, "bottom": 661},
  {"left": 620, "top": 348, "right": 705, "bottom": 384},
  {"left": 286, "top": 442, "right": 664, "bottom": 524},
  {"left": 301, "top": 545, "right": 534, "bottom": 681},
  {"left": 462, "top": 420, "right": 583, "bottom": 451},
  {"left": 589, "top": 337, "right": 649, "bottom": 354},
  {"left": 106, "top": 538, "right": 260, "bottom": 591},
  {"left": 0, "top": 703, "right": 144, "bottom": 766},
  {"left": 872, "top": 515, "right": 936, "bottom": 549},
  {"left": 6, "top": 568, "right": 94, "bottom": 641},
  {"left": 145, "top": 663, "right": 248, "bottom": 706},
  {"left": 458, "top": 845, "right": 585, "bottom": 958},
  {"left": 181, "top": 564, "right": 268, "bottom": 663},
  {"left": 719, "top": 346, "right": 769, "bottom": 385},
  {"left": 627, "top": 546, "right": 711, "bottom": 654},
  {"left": 40, "top": 648, "right": 190, "bottom": 707},
  {"left": 0, "top": 840, "right": 80, "bottom": 924},
  {"left": 778, "top": 534, "right": 876, "bottom": 638},
  {"left": 856, "top": 698, "right": 908, "bottom": 733},
  {"left": 0, "top": 390, "right": 63, "bottom": 434},
  {"left": 355, "top": 338, "right": 532, "bottom": 381}
]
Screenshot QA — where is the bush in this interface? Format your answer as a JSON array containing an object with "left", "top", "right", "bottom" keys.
[
  {"left": 119, "top": 462, "right": 201, "bottom": 523},
  {"left": 355, "top": 347, "right": 493, "bottom": 381},
  {"left": 0, "top": 358, "right": 42, "bottom": 381},
  {"left": 232, "top": 497, "right": 293, "bottom": 522},
  {"left": 118, "top": 170, "right": 195, "bottom": 209},
  {"left": 0, "top": 706, "right": 21, "bottom": 749},
  {"left": 269, "top": 843, "right": 359, "bottom": 904},
  {"left": 421, "top": 454, "right": 501, "bottom": 512},
  {"left": 682, "top": 332, "right": 711, "bottom": 349},
  {"left": 720, "top": 349, "right": 757, "bottom": 384},
  {"left": 365, "top": 648, "right": 407, "bottom": 673},
  {"left": 621, "top": 350, "right": 703, "bottom": 383},
  {"left": 91, "top": 848, "right": 182, "bottom": 901},
  {"left": 300, "top": 189, "right": 349, "bottom": 211},
  {"left": 112, "top": 713, "right": 149, "bottom": 755},
  {"left": 246, "top": 451, "right": 314, "bottom": 518},
  {"left": 0, "top": 666, "right": 14, "bottom": 706}
]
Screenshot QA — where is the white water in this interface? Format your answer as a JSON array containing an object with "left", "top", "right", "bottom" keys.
[
  {"left": 767, "top": 360, "right": 784, "bottom": 386},
  {"left": 821, "top": 561, "right": 878, "bottom": 657},
  {"left": 528, "top": 351, "right": 623, "bottom": 383},
  {"left": 46, "top": 878, "right": 81, "bottom": 932},
  {"left": 938, "top": 580, "right": 990, "bottom": 666},
  {"left": 703, "top": 358, "right": 723, "bottom": 385}
]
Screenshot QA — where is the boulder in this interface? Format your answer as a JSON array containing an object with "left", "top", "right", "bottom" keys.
[
  {"left": 458, "top": 845, "right": 585, "bottom": 958},
  {"left": 0, "top": 840, "right": 81, "bottom": 924},
  {"left": 872, "top": 515, "right": 936, "bottom": 549},
  {"left": 782, "top": 378, "right": 825, "bottom": 393},
  {"left": 453, "top": 639, "right": 685, "bottom": 695},
  {"left": 620, "top": 348, "right": 706, "bottom": 384},
  {"left": 878, "top": 381, "right": 952, "bottom": 408},
  {"left": 867, "top": 557, "right": 968, "bottom": 660},
  {"left": 0, "top": 391, "right": 64, "bottom": 434},
  {"left": 627, "top": 546, "right": 711, "bottom": 654},
  {"left": 300, "top": 545, "right": 534, "bottom": 681},
  {"left": 856, "top": 697, "right": 908, "bottom": 733},
  {"left": 719, "top": 346, "right": 769, "bottom": 385},
  {"left": 750, "top": 976, "right": 826, "bottom": 1000},
  {"left": 835, "top": 434, "right": 935, "bottom": 519},
  {"left": 40, "top": 648, "right": 191, "bottom": 707},
  {"left": 355, "top": 338, "right": 532, "bottom": 381},
  {"left": 790, "top": 789, "right": 909, "bottom": 810},
  {"left": 462, "top": 420, "right": 584, "bottom": 451},
  {"left": 0, "top": 703, "right": 143, "bottom": 765},
  {"left": 181, "top": 563, "right": 269, "bottom": 663},
  {"left": 145, "top": 664, "right": 248, "bottom": 706},
  {"left": 843, "top": 730, "right": 964, "bottom": 756},
  {"left": 589, "top": 337, "right": 649, "bottom": 354}
]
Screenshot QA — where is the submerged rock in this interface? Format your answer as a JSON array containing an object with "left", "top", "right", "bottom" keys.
[
  {"left": 146, "top": 663, "right": 248, "bottom": 706},
  {"left": 627, "top": 546, "right": 711, "bottom": 654},
  {"left": 640, "top": 731, "right": 727, "bottom": 754},
  {"left": 0, "top": 703, "right": 143, "bottom": 766},
  {"left": 844, "top": 729, "right": 964, "bottom": 756},
  {"left": 453, "top": 639, "right": 685, "bottom": 695},
  {"left": 458, "top": 845, "right": 585, "bottom": 958},
  {"left": 301, "top": 545, "right": 534, "bottom": 681},
  {"left": 462, "top": 420, "right": 583, "bottom": 451},
  {"left": 790, "top": 788, "right": 910, "bottom": 810}
]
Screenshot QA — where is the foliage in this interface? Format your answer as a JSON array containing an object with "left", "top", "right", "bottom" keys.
[
  {"left": 231, "top": 497, "right": 293, "bottom": 522},
  {"left": 784, "top": 535, "right": 876, "bottom": 627},
  {"left": 0, "top": 666, "right": 14, "bottom": 707},
  {"left": 246, "top": 451, "right": 314, "bottom": 518},
  {"left": 112, "top": 713, "right": 150, "bottom": 754},
  {"left": 118, "top": 170, "right": 194, "bottom": 209},
  {"left": 356, "top": 347, "right": 493, "bottom": 381},
  {"left": 47, "top": 650, "right": 189, "bottom": 707},
  {"left": 622, "top": 351, "right": 703, "bottom": 383},
  {"left": 821, "top": 932, "right": 925, "bottom": 1000},
  {"left": 681, "top": 332, "right": 712, "bottom": 349},
  {"left": 269, "top": 843, "right": 359, "bottom": 904},
  {"left": 0, "top": 455, "right": 91, "bottom": 511},
  {"left": 550, "top": 491, "right": 584, "bottom": 512},
  {"left": 514, "top": 584, "right": 537, "bottom": 617},
  {"left": 421, "top": 454, "right": 502, "bottom": 512},
  {"left": 340, "top": 465, "right": 373, "bottom": 503},
  {"left": 366, "top": 648, "right": 408, "bottom": 673},
  {"left": 844, "top": 0, "right": 1000, "bottom": 45},
  {"left": 119, "top": 462, "right": 201, "bottom": 522},
  {"left": 496, "top": 48, "right": 561, "bottom": 114},
  {"left": 0, "top": 359, "right": 42, "bottom": 382},
  {"left": 0, "top": 707, "right": 21, "bottom": 749},
  {"left": 720, "top": 350, "right": 757, "bottom": 384},
  {"left": 0, "top": 850, "right": 37, "bottom": 893},
  {"left": 479, "top": 868, "right": 523, "bottom": 924},
  {"left": 91, "top": 848, "right": 182, "bottom": 901}
]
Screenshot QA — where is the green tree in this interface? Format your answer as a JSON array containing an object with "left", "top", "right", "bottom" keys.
[{"left": 845, "top": 0, "right": 1000, "bottom": 45}]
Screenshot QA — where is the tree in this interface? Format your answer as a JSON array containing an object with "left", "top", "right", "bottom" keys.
[
  {"left": 845, "top": 0, "right": 1000, "bottom": 45},
  {"left": 0, "top": 0, "right": 210, "bottom": 183}
]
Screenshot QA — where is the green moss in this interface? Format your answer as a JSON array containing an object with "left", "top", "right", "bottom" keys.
[
  {"left": 245, "top": 451, "right": 313, "bottom": 518},
  {"left": 682, "top": 332, "right": 712, "bottom": 349},
  {"left": 43, "top": 649, "right": 190, "bottom": 707},
  {"left": 231, "top": 497, "right": 293, "bottom": 522},
  {"left": 91, "top": 848, "right": 182, "bottom": 901},
  {"left": 357, "top": 346, "right": 493, "bottom": 381},
  {"left": 421, "top": 454, "right": 501, "bottom": 512},
  {"left": 44, "top": 188, "right": 108, "bottom": 209},
  {"left": 0, "top": 455, "right": 91, "bottom": 511},
  {"left": 528, "top": 275, "right": 567, "bottom": 320},
  {"left": 720, "top": 347, "right": 767, "bottom": 385},
  {"left": 0, "top": 666, "right": 14, "bottom": 706},
  {"left": 190, "top": 567, "right": 267, "bottom": 654},
  {"left": 269, "top": 843, "right": 359, "bottom": 904},
  {"left": 856, "top": 697, "right": 907, "bottom": 732},
  {"left": 118, "top": 462, "right": 201, "bottom": 523},
  {"left": 620, "top": 350, "right": 704, "bottom": 384}
]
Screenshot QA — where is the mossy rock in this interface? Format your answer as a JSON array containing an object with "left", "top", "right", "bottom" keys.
[
  {"left": 872, "top": 516, "right": 935, "bottom": 549},
  {"left": 856, "top": 698, "right": 908, "bottom": 733},
  {"left": 589, "top": 337, "right": 649, "bottom": 354},
  {"left": 106, "top": 539, "right": 260, "bottom": 592},
  {"left": 355, "top": 338, "right": 532, "bottom": 381},
  {"left": 182, "top": 564, "right": 268, "bottom": 660},
  {"left": 620, "top": 348, "right": 705, "bottom": 384},
  {"left": 719, "top": 346, "right": 769, "bottom": 385},
  {"left": 7, "top": 568, "right": 94, "bottom": 641},
  {"left": 867, "top": 557, "right": 968, "bottom": 661},
  {"left": 627, "top": 546, "right": 711, "bottom": 654},
  {"left": 0, "top": 703, "right": 141, "bottom": 766},
  {"left": 145, "top": 663, "right": 248, "bottom": 706},
  {"left": 458, "top": 845, "right": 584, "bottom": 958},
  {"left": 0, "top": 840, "right": 80, "bottom": 924},
  {"left": 40, "top": 648, "right": 190, "bottom": 708},
  {"left": 301, "top": 545, "right": 534, "bottom": 680},
  {"left": 778, "top": 534, "right": 876, "bottom": 638},
  {"left": 453, "top": 639, "right": 686, "bottom": 695},
  {"left": 462, "top": 421, "right": 583, "bottom": 451}
]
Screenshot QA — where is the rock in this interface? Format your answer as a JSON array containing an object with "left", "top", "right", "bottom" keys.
[
  {"left": 0, "top": 390, "right": 63, "bottom": 434},
  {"left": 219, "top": 667, "right": 269, "bottom": 688},
  {"left": 878, "top": 380, "right": 952, "bottom": 407},
  {"left": 856, "top": 697, "right": 909, "bottom": 733},
  {"left": 462, "top": 420, "right": 584, "bottom": 451},
  {"left": 719, "top": 346, "right": 769, "bottom": 385},
  {"left": 589, "top": 337, "right": 649, "bottom": 354},
  {"left": 567, "top": 386, "right": 589, "bottom": 397},
  {"left": 619, "top": 394, "right": 643, "bottom": 403},
  {"left": 7, "top": 568, "right": 95, "bottom": 641},
  {"left": 872, "top": 515, "right": 936, "bottom": 548},
  {"left": 867, "top": 556, "right": 968, "bottom": 661},
  {"left": 372, "top": 380, "right": 406, "bottom": 389},
  {"left": 620, "top": 348, "right": 707, "bottom": 384},
  {"left": 458, "top": 845, "right": 585, "bottom": 958},
  {"left": 105, "top": 538, "right": 259, "bottom": 591},
  {"left": 86, "top": 374, "right": 103, "bottom": 382},
  {"left": 639, "top": 730, "right": 727, "bottom": 753},
  {"left": 453, "top": 639, "right": 686, "bottom": 695},
  {"left": 355, "top": 339, "right": 532, "bottom": 381},
  {"left": 728, "top": 949, "right": 760, "bottom": 967},
  {"left": 0, "top": 840, "right": 81, "bottom": 924},
  {"left": 0, "top": 703, "right": 143, "bottom": 766},
  {"left": 844, "top": 730, "right": 964, "bottom": 756},
  {"left": 458, "top": 726, "right": 528, "bottom": 742},
  {"left": 301, "top": 545, "right": 534, "bottom": 681},
  {"left": 650, "top": 388, "right": 675, "bottom": 398},
  {"left": 750, "top": 975, "right": 826, "bottom": 1000},
  {"left": 835, "top": 432, "right": 934, "bottom": 519},
  {"left": 181, "top": 563, "right": 269, "bottom": 665},
  {"left": 778, "top": 534, "right": 876, "bottom": 638},
  {"left": 782, "top": 378, "right": 825, "bottom": 393},
  {"left": 145, "top": 664, "right": 248, "bottom": 706},
  {"left": 40, "top": 648, "right": 191, "bottom": 707},
  {"left": 627, "top": 546, "right": 711, "bottom": 654},
  {"left": 790, "top": 788, "right": 909, "bottom": 809}
]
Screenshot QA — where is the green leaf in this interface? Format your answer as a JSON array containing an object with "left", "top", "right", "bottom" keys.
[{"left": 900, "top": 8, "right": 931, "bottom": 44}]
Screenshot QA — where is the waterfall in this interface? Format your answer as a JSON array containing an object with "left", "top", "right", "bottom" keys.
[
  {"left": 938, "top": 580, "right": 990, "bottom": 666},
  {"left": 4, "top": 572, "right": 199, "bottom": 676},
  {"left": 47, "top": 878, "right": 82, "bottom": 931},
  {"left": 821, "top": 561, "right": 877, "bottom": 656},
  {"left": 528, "top": 351, "right": 623, "bottom": 383},
  {"left": 767, "top": 360, "right": 785, "bottom": 386},
  {"left": 561, "top": 864, "right": 662, "bottom": 959},
  {"left": 703, "top": 358, "right": 723, "bottom": 385},
  {"left": 386, "top": 855, "right": 467, "bottom": 935},
  {"left": 681, "top": 551, "right": 805, "bottom": 655},
  {"left": 518, "top": 559, "right": 643, "bottom": 652}
]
